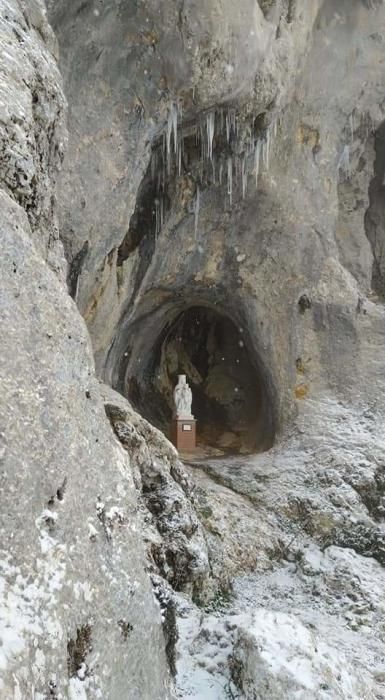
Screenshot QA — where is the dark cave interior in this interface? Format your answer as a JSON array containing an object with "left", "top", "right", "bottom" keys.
[{"left": 126, "top": 305, "right": 275, "bottom": 453}]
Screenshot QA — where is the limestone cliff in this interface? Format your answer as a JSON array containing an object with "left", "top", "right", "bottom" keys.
[
  {"left": 2, "top": 0, "right": 385, "bottom": 698},
  {"left": 47, "top": 0, "right": 385, "bottom": 441},
  {"left": 0, "top": 2, "right": 173, "bottom": 697}
]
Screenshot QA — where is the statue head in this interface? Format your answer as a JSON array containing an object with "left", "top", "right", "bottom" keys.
[{"left": 178, "top": 374, "right": 187, "bottom": 385}]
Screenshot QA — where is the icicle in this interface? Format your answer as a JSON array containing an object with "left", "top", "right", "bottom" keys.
[
  {"left": 274, "top": 120, "right": 278, "bottom": 139},
  {"left": 265, "top": 127, "right": 271, "bottom": 170},
  {"left": 219, "top": 160, "right": 223, "bottom": 185},
  {"left": 172, "top": 107, "right": 178, "bottom": 154},
  {"left": 254, "top": 139, "right": 262, "bottom": 188},
  {"left": 194, "top": 186, "right": 200, "bottom": 239},
  {"left": 337, "top": 145, "right": 351, "bottom": 179},
  {"left": 212, "top": 157, "right": 216, "bottom": 185},
  {"left": 350, "top": 112, "right": 355, "bottom": 143},
  {"left": 241, "top": 156, "right": 247, "bottom": 199},
  {"left": 261, "top": 137, "right": 268, "bottom": 169},
  {"left": 155, "top": 198, "right": 160, "bottom": 236},
  {"left": 166, "top": 102, "right": 179, "bottom": 174},
  {"left": 162, "top": 153, "right": 166, "bottom": 190},
  {"left": 227, "top": 156, "right": 233, "bottom": 206},
  {"left": 246, "top": 126, "right": 253, "bottom": 156},
  {"left": 178, "top": 135, "right": 182, "bottom": 176},
  {"left": 166, "top": 113, "right": 172, "bottom": 173},
  {"left": 206, "top": 112, "right": 215, "bottom": 161},
  {"left": 226, "top": 111, "right": 230, "bottom": 143}
]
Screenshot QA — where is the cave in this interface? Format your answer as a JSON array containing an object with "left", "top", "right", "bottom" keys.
[{"left": 125, "top": 305, "right": 275, "bottom": 453}]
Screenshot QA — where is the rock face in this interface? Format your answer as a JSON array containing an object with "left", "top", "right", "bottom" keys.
[
  {"left": 3, "top": 0, "right": 385, "bottom": 698},
  {"left": 0, "top": 2, "right": 172, "bottom": 697},
  {"left": 100, "top": 384, "right": 210, "bottom": 599},
  {"left": 47, "top": 0, "right": 385, "bottom": 453},
  {"left": 0, "top": 0, "right": 66, "bottom": 275}
]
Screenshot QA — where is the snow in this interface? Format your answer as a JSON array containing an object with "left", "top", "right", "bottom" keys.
[
  {"left": 0, "top": 507, "right": 75, "bottom": 692},
  {"left": 105, "top": 505, "right": 124, "bottom": 522},
  {"left": 0, "top": 508, "right": 103, "bottom": 700},
  {"left": 176, "top": 394, "right": 385, "bottom": 699},
  {"left": 176, "top": 598, "right": 239, "bottom": 699},
  {"left": 69, "top": 677, "right": 88, "bottom": 699},
  {"left": 176, "top": 544, "right": 384, "bottom": 698},
  {"left": 0, "top": 545, "right": 63, "bottom": 682},
  {"left": 232, "top": 607, "right": 375, "bottom": 699}
]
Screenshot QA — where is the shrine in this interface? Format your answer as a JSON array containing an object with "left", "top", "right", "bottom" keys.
[{"left": 170, "top": 375, "right": 196, "bottom": 451}]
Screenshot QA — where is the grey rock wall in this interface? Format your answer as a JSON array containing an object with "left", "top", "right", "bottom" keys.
[
  {"left": 0, "top": 2, "right": 172, "bottom": 697},
  {"left": 48, "top": 0, "right": 385, "bottom": 441},
  {"left": 0, "top": 0, "right": 67, "bottom": 276},
  {"left": 100, "top": 384, "right": 210, "bottom": 599}
]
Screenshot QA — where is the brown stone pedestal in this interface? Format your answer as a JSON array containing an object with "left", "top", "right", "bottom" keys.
[{"left": 170, "top": 418, "right": 196, "bottom": 451}]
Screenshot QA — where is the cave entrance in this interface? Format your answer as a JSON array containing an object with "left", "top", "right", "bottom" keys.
[{"left": 127, "top": 305, "right": 274, "bottom": 454}]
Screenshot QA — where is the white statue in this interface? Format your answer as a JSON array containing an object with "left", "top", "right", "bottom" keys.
[{"left": 173, "top": 374, "right": 194, "bottom": 419}]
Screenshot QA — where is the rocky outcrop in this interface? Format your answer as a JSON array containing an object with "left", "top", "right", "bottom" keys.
[
  {"left": 101, "top": 384, "right": 210, "bottom": 599},
  {"left": 231, "top": 608, "right": 375, "bottom": 699},
  {"left": 46, "top": 0, "right": 385, "bottom": 455},
  {"left": 0, "top": 2, "right": 172, "bottom": 697},
  {"left": 0, "top": 0, "right": 66, "bottom": 275}
]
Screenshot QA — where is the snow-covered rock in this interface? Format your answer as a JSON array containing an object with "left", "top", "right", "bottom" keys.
[
  {"left": 101, "top": 384, "right": 210, "bottom": 598},
  {"left": 232, "top": 609, "right": 376, "bottom": 700}
]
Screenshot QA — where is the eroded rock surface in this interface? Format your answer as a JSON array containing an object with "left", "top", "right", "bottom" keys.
[
  {"left": 46, "top": 0, "right": 385, "bottom": 456},
  {"left": 2, "top": 0, "right": 385, "bottom": 698},
  {"left": 0, "top": 0, "right": 66, "bottom": 275},
  {"left": 101, "top": 384, "right": 210, "bottom": 599},
  {"left": 0, "top": 2, "right": 171, "bottom": 697}
]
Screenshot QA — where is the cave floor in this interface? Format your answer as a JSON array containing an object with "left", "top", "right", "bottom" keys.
[{"left": 175, "top": 397, "right": 385, "bottom": 698}]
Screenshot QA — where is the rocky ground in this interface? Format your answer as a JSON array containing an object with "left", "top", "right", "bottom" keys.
[{"left": 174, "top": 391, "right": 385, "bottom": 699}]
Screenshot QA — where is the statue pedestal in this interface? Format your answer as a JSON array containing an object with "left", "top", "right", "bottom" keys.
[{"left": 171, "top": 418, "right": 196, "bottom": 451}]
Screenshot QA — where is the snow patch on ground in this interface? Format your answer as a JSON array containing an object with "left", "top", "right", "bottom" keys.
[
  {"left": 176, "top": 540, "right": 385, "bottom": 698},
  {"left": 176, "top": 399, "right": 385, "bottom": 700}
]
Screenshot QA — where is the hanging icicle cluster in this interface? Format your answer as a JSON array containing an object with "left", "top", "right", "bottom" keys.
[
  {"left": 337, "top": 110, "right": 373, "bottom": 183},
  {"left": 337, "top": 144, "right": 351, "bottom": 179},
  {"left": 150, "top": 101, "right": 279, "bottom": 239}
]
